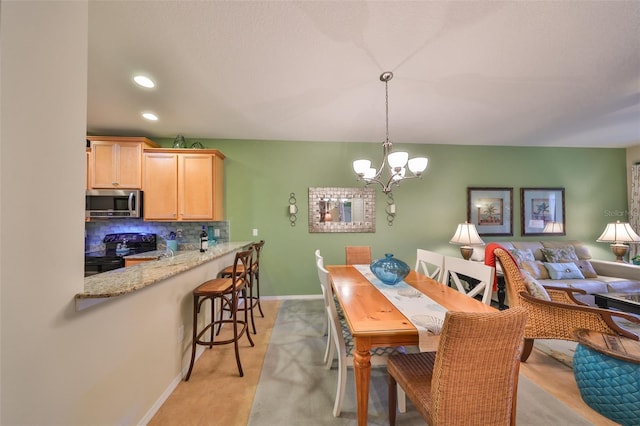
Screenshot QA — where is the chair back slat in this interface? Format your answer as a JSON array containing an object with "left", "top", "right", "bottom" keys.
[
  {"left": 415, "top": 249, "right": 445, "bottom": 282},
  {"left": 441, "top": 256, "right": 495, "bottom": 305},
  {"left": 232, "top": 249, "right": 253, "bottom": 290}
]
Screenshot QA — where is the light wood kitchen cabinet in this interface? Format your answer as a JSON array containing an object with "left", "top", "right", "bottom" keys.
[
  {"left": 86, "top": 147, "right": 91, "bottom": 189},
  {"left": 88, "top": 136, "right": 159, "bottom": 189},
  {"left": 143, "top": 149, "right": 225, "bottom": 221}
]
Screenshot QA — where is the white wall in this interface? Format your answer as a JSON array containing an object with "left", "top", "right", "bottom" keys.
[{"left": 1, "top": 2, "right": 221, "bottom": 424}]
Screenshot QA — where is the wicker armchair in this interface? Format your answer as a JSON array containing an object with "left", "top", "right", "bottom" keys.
[
  {"left": 387, "top": 308, "right": 527, "bottom": 426},
  {"left": 494, "top": 247, "right": 640, "bottom": 361}
]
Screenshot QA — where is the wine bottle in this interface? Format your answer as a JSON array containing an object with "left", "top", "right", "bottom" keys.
[{"left": 200, "top": 226, "right": 208, "bottom": 252}]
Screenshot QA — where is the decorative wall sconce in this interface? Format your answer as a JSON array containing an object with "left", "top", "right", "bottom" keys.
[
  {"left": 385, "top": 193, "right": 396, "bottom": 226},
  {"left": 288, "top": 193, "right": 298, "bottom": 226}
]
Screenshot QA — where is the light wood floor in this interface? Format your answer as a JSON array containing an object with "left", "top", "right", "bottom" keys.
[
  {"left": 149, "top": 299, "right": 618, "bottom": 425},
  {"left": 520, "top": 347, "right": 618, "bottom": 425}
]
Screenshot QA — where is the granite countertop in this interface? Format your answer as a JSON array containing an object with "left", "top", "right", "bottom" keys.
[{"left": 77, "top": 242, "right": 251, "bottom": 300}]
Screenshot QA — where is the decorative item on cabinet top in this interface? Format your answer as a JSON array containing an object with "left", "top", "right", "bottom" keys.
[{"left": 172, "top": 134, "right": 205, "bottom": 149}]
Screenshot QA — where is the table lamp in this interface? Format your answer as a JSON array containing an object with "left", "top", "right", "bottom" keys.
[
  {"left": 596, "top": 220, "right": 640, "bottom": 262},
  {"left": 449, "top": 221, "right": 485, "bottom": 260}
]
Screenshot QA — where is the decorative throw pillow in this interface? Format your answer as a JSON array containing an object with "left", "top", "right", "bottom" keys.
[
  {"left": 573, "top": 260, "right": 598, "bottom": 278},
  {"left": 520, "top": 270, "right": 551, "bottom": 301},
  {"left": 541, "top": 246, "right": 579, "bottom": 263},
  {"left": 544, "top": 262, "right": 585, "bottom": 280},
  {"left": 520, "top": 260, "right": 550, "bottom": 280},
  {"left": 509, "top": 248, "right": 536, "bottom": 265}
]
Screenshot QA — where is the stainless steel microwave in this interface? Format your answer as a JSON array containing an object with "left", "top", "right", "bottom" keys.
[{"left": 86, "top": 189, "right": 143, "bottom": 219}]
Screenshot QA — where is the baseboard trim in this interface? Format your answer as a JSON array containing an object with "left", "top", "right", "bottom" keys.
[
  {"left": 138, "top": 346, "right": 206, "bottom": 425},
  {"left": 261, "top": 294, "right": 322, "bottom": 301}
]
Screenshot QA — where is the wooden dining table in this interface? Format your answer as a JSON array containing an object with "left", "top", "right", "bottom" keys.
[{"left": 326, "top": 265, "right": 496, "bottom": 426}]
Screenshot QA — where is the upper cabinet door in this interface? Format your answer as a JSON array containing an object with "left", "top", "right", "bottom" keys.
[
  {"left": 91, "top": 141, "right": 142, "bottom": 188},
  {"left": 88, "top": 136, "right": 159, "bottom": 189},
  {"left": 143, "top": 152, "right": 179, "bottom": 220},
  {"left": 179, "top": 153, "right": 215, "bottom": 220},
  {"left": 142, "top": 148, "right": 224, "bottom": 222}
]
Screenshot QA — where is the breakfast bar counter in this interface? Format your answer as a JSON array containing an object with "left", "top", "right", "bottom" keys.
[{"left": 76, "top": 241, "right": 251, "bottom": 310}]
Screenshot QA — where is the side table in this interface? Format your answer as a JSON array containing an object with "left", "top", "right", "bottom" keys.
[{"left": 572, "top": 328, "right": 640, "bottom": 426}]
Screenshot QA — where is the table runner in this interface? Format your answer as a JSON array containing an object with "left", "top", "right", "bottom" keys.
[{"left": 353, "top": 265, "right": 447, "bottom": 351}]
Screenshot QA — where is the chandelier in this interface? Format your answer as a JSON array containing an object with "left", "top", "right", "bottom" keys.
[{"left": 353, "top": 71, "right": 428, "bottom": 194}]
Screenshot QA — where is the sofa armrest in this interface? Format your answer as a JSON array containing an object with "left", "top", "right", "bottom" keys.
[{"left": 590, "top": 259, "right": 640, "bottom": 281}]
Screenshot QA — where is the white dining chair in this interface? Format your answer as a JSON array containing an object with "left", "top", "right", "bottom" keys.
[
  {"left": 415, "top": 249, "right": 445, "bottom": 282},
  {"left": 441, "top": 256, "right": 495, "bottom": 305},
  {"left": 314, "top": 249, "right": 333, "bottom": 366},
  {"left": 316, "top": 259, "right": 406, "bottom": 416}
]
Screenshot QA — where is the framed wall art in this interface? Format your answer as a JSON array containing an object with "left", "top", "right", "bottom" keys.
[
  {"left": 520, "top": 187, "right": 565, "bottom": 236},
  {"left": 467, "top": 187, "right": 513, "bottom": 236}
]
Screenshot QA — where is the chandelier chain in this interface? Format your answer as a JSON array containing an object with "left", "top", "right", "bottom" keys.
[{"left": 385, "top": 77, "right": 390, "bottom": 143}]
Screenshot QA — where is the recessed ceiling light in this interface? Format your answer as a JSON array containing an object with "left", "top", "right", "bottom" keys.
[
  {"left": 134, "top": 75, "right": 155, "bottom": 88},
  {"left": 142, "top": 112, "right": 158, "bottom": 121}
]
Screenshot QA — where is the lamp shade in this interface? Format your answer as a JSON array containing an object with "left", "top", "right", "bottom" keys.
[
  {"left": 408, "top": 157, "right": 428, "bottom": 175},
  {"left": 597, "top": 221, "right": 640, "bottom": 243},
  {"left": 449, "top": 221, "right": 485, "bottom": 246},
  {"left": 353, "top": 160, "right": 371, "bottom": 175},
  {"left": 387, "top": 151, "right": 408, "bottom": 169},
  {"left": 363, "top": 167, "right": 377, "bottom": 179}
]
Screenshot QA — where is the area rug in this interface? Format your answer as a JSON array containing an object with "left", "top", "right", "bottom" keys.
[{"left": 248, "top": 299, "right": 592, "bottom": 426}]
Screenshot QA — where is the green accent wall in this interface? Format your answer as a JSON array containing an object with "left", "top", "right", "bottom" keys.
[{"left": 156, "top": 138, "right": 628, "bottom": 297}]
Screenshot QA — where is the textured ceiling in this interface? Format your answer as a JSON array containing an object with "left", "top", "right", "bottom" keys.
[{"left": 87, "top": 1, "right": 640, "bottom": 147}]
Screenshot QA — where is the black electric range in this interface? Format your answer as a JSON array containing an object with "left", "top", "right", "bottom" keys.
[{"left": 85, "top": 232, "right": 157, "bottom": 277}]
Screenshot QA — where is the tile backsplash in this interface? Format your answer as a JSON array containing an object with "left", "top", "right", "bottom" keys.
[{"left": 85, "top": 219, "right": 230, "bottom": 252}]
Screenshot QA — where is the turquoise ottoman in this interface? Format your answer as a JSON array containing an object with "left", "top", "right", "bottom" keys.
[{"left": 573, "top": 329, "right": 640, "bottom": 426}]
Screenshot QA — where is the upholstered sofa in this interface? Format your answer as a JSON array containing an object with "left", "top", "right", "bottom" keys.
[{"left": 473, "top": 240, "right": 640, "bottom": 306}]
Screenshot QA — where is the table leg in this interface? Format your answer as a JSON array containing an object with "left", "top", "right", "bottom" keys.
[{"left": 353, "top": 337, "right": 371, "bottom": 426}]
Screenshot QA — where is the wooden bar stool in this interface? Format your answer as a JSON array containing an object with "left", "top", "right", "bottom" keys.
[
  {"left": 218, "top": 240, "right": 265, "bottom": 334},
  {"left": 184, "top": 249, "right": 254, "bottom": 380}
]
